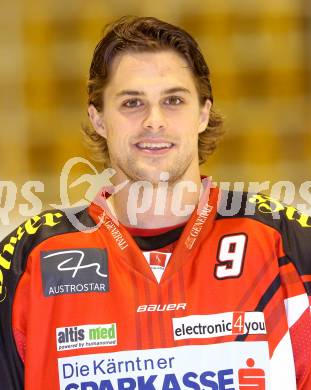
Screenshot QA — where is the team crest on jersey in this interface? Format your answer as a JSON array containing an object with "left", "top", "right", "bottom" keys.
[
  {"left": 40, "top": 248, "right": 109, "bottom": 297},
  {"left": 149, "top": 252, "right": 167, "bottom": 267},
  {"left": 143, "top": 251, "right": 171, "bottom": 283}
]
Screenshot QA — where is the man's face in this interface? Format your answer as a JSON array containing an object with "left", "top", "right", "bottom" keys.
[{"left": 89, "top": 50, "right": 211, "bottom": 184}]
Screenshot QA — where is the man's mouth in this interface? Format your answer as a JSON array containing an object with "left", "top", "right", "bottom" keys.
[{"left": 135, "top": 142, "right": 174, "bottom": 151}]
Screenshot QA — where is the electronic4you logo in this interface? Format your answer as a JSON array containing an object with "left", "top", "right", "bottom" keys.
[{"left": 173, "top": 312, "right": 266, "bottom": 340}]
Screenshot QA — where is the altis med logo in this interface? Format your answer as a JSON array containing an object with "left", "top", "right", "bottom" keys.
[
  {"left": 58, "top": 342, "right": 269, "bottom": 390},
  {"left": 56, "top": 324, "right": 117, "bottom": 351}
]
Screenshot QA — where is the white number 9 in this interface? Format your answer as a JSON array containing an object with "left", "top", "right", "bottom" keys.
[{"left": 214, "top": 233, "right": 247, "bottom": 279}]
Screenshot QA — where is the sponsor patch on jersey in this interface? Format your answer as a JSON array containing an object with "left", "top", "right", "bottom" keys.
[
  {"left": 185, "top": 203, "right": 213, "bottom": 250},
  {"left": 57, "top": 342, "right": 270, "bottom": 390},
  {"left": 137, "top": 303, "right": 187, "bottom": 312},
  {"left": 56, "top": 323, "right": 117, "bottom": 351},
  {"left": 249, "top": 193, "right": 311, "bottom": 228},
  {"left": 40, "top": 248, "right": 109, "bottom": 297},
  {"left": 0, "top": 211, "right": 63, "bottom": 301},
  {"left": 172, "top": 311, "right": 266, "bottom": 340}
]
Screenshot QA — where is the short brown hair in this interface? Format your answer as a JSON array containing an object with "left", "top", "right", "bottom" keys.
[{"left": 83, "top": 16, "right": 224, "bottom": 166}]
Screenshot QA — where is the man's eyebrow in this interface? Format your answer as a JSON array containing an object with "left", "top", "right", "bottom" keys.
[
  {"left": 163, "top": 87, "right": 191, "bottom": 95},
  {"left": 115, "top": 87, "right": 191, "bottom": 97},
  {"left": 116, "top": 90, "right": 144, "bottom": 97}
]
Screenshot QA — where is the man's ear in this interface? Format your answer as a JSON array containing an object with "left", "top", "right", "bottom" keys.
[
  {"left": 198, "top": 99, "right": 212, "bottom": 134},
  {"left": 88, "top": 104, "right": 106, "bottom": 138}
]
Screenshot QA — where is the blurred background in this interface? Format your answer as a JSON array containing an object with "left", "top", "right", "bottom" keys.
[{"left": 1, "top": 0, "right": 310, "bottom": 238}]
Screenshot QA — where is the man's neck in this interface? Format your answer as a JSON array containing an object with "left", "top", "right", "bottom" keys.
[{"left": 106, "top": 174, "right": 204, "bottom": 229}]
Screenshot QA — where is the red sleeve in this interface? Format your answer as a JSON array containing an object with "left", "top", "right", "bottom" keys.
[{"left": 289, "top": 308, "right": 311, "bottom": 389}]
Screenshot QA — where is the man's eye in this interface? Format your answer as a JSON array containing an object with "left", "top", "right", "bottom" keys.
[
  {"left": 164, "top": 96, "right": 183, "bottom": 105},
  {"left": 123, "top": 99, "right": 143, "bottom": 108}
]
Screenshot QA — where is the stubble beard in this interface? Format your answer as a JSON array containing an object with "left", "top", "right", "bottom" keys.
[{"left": 113, "top": 150, "right": 194, "bottom": 186}]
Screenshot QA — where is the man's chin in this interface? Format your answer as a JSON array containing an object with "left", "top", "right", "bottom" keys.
[
  {"left": 116, "top": 156, "right": 193, "bottom": 184},
  {"left": 126, "top": 167, "right": 186, "bottom": 185}
]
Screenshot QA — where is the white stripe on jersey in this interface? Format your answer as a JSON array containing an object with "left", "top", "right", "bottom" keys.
[
  {"left": 270, "top": 331, "right": 296, "bottom": 390},
  {"left": 284, "top": 293, "right": 309, "bottom": 328}
]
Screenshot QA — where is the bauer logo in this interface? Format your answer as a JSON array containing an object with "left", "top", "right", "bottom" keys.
[
  {"left": 40, "top": 248, "right": 109, "bottom": 297},
  {"left": 56, "top": 324, "right": 117, "bottom": 351},
  {"left": 173, "top": 311, "right": 266, "bottom": 340}
]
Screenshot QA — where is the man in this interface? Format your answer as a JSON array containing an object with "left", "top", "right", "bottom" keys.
[{"left": 0, "top": 16, "right": 310, "bottom": 390}]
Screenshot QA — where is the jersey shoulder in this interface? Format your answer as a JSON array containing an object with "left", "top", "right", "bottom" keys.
[
  {"left": 0, "top": 207, "right": 96, "bottom": 300},
  {"left": 216, "top": 190, "right": 311, "bottom": 293}
]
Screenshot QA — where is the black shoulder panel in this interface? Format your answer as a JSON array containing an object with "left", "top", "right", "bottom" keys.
[
  {"left": 216, "top": 190, "right": 311, "bottom": 294},
  {"left": 0, "top": 206, "right": 95, "bottom": 389}
]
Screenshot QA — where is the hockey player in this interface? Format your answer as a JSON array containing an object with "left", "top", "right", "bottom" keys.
[{"left": 0, "top": 16, "right": 310, "bottom": 389}]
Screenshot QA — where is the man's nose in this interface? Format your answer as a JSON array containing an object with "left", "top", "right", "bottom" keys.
[{"left": 142, "top": 105, "right": 167, "bottom": 131}]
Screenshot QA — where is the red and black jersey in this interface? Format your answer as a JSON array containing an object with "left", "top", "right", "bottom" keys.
[{"left": 0, "top": 186, "right": 310, "bottom": 389}]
